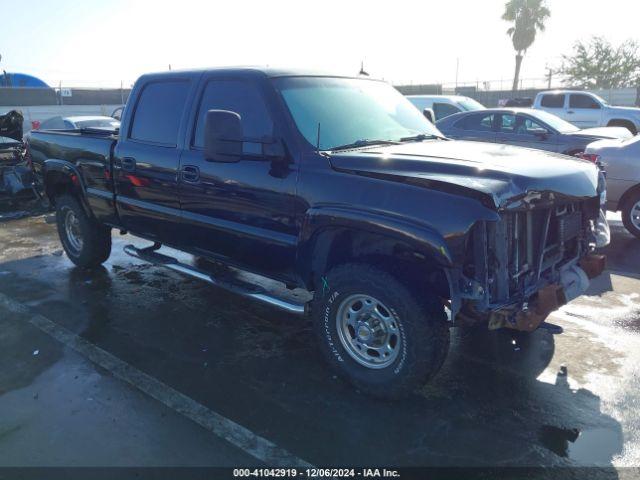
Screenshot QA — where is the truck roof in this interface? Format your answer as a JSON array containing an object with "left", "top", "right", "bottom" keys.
[
  {"left": 536, "top": 90, "right": 591, "bottom": 96},
  {"left": 137, "top": 66, "right": 369, "bottom": 82}
]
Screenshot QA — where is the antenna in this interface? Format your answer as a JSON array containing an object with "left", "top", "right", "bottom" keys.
[
  {"left": 359, "top": 61, "right": 369, "bottom": 76},
  {"left": 316, "top": 123, "right": 321, "bottom": 153}
]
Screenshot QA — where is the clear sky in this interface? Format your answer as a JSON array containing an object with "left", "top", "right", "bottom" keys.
[{"left": 1, "top": 0, "right": 639, "bottom": 88}]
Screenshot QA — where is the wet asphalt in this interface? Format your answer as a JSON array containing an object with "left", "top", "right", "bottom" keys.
[{"left": 0, "top": 211, "right": 639, "bottom": 476}]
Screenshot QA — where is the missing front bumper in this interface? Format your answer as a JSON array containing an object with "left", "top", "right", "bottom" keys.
[{"left": 488, "top": 254, "right": 606, "bottom": 332}]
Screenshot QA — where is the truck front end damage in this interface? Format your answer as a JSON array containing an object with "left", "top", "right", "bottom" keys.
[{"left": 456, "top": 192, "right": 606, "bottom": 331}]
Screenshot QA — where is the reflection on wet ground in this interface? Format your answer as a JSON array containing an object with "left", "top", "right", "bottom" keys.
[{"left": 0, "top": 213, "right": 638, "bottom": 473}]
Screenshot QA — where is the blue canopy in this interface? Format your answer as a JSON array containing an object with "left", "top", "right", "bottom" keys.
[{"left": 0, "top": 72, "right": 49, "bottom": 88}]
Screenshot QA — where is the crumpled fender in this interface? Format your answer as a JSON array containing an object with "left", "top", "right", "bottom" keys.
[{"left": 297, "top": 205, "right": 456, "bottom": 284}]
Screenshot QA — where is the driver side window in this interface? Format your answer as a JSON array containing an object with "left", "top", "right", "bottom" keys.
[
  {"left": 499, "top": 115, "right": 548, "bottom": 135},
  {"left": 521, "top": 117, "right": 549, "bottom": 135}
]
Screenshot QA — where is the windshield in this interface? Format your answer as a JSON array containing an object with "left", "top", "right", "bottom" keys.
[
  {"left": 528, "top": 110, "right": 580, "bottom": 133},
  {"left": 75, "top": 118, "right": 120, "bottom": 128},
  {"left": 457, "top": 98, "right": 485, "bottom": 111},
  {"left": 591, "top": 93, "right": 608, "bottom": 106},
  {"left": 273, "top": 77, "right": 442, "bottom": 150}
]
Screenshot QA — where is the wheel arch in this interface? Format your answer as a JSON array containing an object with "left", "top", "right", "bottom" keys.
[
  {"left": 619, "top": 183, "right": 640, "bottom": 211},
  {"left": 298, "top": 207, "right": 456, "bottom": 313},
  {"left": 607, "top": 119, "right": 638, "bottom": 135},
  {"left": 43, "top": 159, "right": 91, "bottom": 216}
]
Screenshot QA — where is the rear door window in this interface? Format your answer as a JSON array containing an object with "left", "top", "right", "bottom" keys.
[
  {"left": 433, "top": 103, "right": 461, "bottom": 121},
  {"left": 569, "top": 94, "right": 601, "bottom": 109},
  {"left": 192, "top": 79, "right": 273, "bottom": 154},
  {"left": 457, "top": 113, "right": 495, "bottom": 131},
  {"left": 540, "top": 94, "right": 565, "bottom": 108},
  {"left": 130, "top": 80, "right": 190, "bottom": 146}
]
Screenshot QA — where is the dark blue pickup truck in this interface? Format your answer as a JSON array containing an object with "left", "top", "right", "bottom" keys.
[{"left": 26, "top": 68, "right": 606, "bottom": 398}]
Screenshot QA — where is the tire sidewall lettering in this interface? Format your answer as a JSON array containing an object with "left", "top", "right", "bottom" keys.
[{"left": 323, "top": 290, "right": 343, "bottom": 362}]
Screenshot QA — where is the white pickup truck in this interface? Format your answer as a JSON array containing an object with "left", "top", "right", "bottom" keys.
[{"left": 533, "top": 90, "right": 640, "bottom": 135}]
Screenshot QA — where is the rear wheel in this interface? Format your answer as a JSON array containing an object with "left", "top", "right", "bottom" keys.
[
  {"left": 607, "top": 120, "right": 638, "bottom": 135},
  {"left": 312, "top": 263, "right": 449, "bottom": 399},
  {"left": 622, "top": 190, "right": 640, "bottom": 239},
  {"left": 56, "top": 194, "right": 112, "bottom": 267}
]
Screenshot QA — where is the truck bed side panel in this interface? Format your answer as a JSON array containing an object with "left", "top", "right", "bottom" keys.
[{"left": 29, "top": 131, "right": 119, "bottom": 224}]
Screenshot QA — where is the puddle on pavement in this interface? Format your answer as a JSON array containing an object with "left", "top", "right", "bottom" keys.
[{"left": 539, "top": 425, "right": 621, "bottom": 464}]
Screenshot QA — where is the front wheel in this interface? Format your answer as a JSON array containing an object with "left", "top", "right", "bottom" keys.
[
  {"left": 622, "top": 191, "right": 640, "bottom": 239},
  {"left": 56, "top": 194, "right": 112, "bottom": 268},
  {"left": 312, "top": 263, "right": 449, "bottom": 399}
]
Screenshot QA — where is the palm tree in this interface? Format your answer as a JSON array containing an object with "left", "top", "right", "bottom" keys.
[{"left": 502, "top": 0, "right": 550, "bottom": 91}]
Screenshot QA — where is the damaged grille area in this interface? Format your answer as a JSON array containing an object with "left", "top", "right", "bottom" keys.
[{"left": 464, "top": 197, "right": 600, "bottom": 311}]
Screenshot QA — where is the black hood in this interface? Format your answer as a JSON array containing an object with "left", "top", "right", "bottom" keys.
[
  {"left": 0, "top": 110, "right": 24, "bottom": 143},
  {"left": 328, "top": 140, "right": 599, "bottom": 209}
]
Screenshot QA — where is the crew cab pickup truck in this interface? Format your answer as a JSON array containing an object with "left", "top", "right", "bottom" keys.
[
  {"left": 534, "top": 90, "right": 640, "bottom": 134},
  {"left": 26, "top": 68, "right": 606, "bottom": 398}
]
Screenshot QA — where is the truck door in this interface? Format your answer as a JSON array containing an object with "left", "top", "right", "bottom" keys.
[
  {"left": 114, "top": 78, "right": 195, "bottom": 242},
  {"left": 178, "top": 76, "right": 298, "bottom": 281},
  {"left": 568, "top": 94, "right": 603, "bottom": 128},
  {"left": 538, "top": 93, "right": 567, "bottom": 120}
]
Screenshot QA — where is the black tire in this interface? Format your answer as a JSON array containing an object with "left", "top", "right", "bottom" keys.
[
  {"left": 621, "top": 190, "right": 640, "bottom": 239},
  {"left": 607, "top": 120, "right": 638, "bottom": 135},
  {"left": 55, "top": 194, "right": 112, "bottom": 267},
  {"left": 312, "top": 263, "right": 449, "bottom": 399}
]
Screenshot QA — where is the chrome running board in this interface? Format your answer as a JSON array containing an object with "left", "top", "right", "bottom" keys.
[{"left": 123, "top": 244, "right": 307, "bottom": 315}]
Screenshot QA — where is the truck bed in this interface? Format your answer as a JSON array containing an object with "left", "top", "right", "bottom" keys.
[
  {"left": 28, "top": 128, "right": 117, "bottom": 173},
  {"left": 27, "top": 128, "right": 119, "bottom": 222}
]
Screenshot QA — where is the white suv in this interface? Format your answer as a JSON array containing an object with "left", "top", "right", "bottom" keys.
[
  {"left": 533, "top": 90, "right": 640, "bottom": 134},
  {"left": 406, "top": 95, "right": 485, "bottom": 122}
]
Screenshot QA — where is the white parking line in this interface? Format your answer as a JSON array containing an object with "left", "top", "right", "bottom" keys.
[{"left": 0, "top": 292, "right": 312, "bottom": 468}]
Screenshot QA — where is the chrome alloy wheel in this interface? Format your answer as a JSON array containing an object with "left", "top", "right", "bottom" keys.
[
  {"left": 64, "top": 209, "right": 83, "bottom": 253},
  {"left": 336, "top": 294, "right": 401, "bottom": 369},
  {"left": 631, "top": 200, "right": 640, "bottom": 231}
]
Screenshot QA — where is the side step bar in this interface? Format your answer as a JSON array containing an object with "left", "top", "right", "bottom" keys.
[{"left": 123, "top": 244, "right": 307, "bottom": 315}]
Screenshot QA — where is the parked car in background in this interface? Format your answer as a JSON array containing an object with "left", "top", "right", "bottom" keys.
[
  {"left": 584, "top": 135, "right": 640, "bottom": 238},
  {"left": 503, "top": 97, "right": 533, "bottom": 107},
  {"left": 436, "top": 108, "right": 632, "bottom": 156},
  {"left": 406, "top": 95, "right": 485, "bottom": 121},
  {"left": 37, "top": 115, "right": 120, "bottom": 130},
  {"left": 533, "top": 90, "right": 640, "bottom": 134}
]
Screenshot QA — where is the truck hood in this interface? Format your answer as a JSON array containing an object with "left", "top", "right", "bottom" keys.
[
  {"left": 328, "top": 140, "right": 598, "bottom": 209},
  {"left": 607, "top": 105, "right": 640, "bottom": 117},
  {"left": 571, "top": 126, "right": 633, "bottom": 140}
]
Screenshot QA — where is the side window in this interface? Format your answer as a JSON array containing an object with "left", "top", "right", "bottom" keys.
[
  {"left": 40, "top": 117, "right": 66, "bottom": 129},
  {"left": 498, "top": 114, "right": 517, "bottom": 133},
  {"left": 503, "top": 115, "right": 549, "bottom": 135},
  {"left": 193, "top": 79, "right": 274, "bottom": 153},
  {"left": 521, "top": 117, "right": 549, "bottom": 134},
  {"left": 540, "top": 94, "right": 565, "bottom": 108},
  {"left": 457, "top": 113, "right": 494, "bottom": 131},
  {"left": 570, "top": 94, "right": 601, "bottom": 109},
  {"left": 130, "top": 80, "right": 190, "bottom": 146},
  {"left": 433, "top": 103, "right": 461, "bottom": 121}
]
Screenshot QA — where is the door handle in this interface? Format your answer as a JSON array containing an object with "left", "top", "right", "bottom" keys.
[
  {"left": 181, "top": 165, "right": 200, "bottom": 183},
  {"left": 567, "top": 110, "right": 575, "bottom": 114},
  {"left": 121, "top": 157, "right": 136, "bottom": 172}
]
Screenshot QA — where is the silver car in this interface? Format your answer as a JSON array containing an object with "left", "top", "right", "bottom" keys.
[
  {"left": 436, "top": 108, "right": 632, "bottom": 156},
  {"left": 38, "top": 115, "right": 120, "bottom": 130},
  {"left": 585, "top": 136, "right": 640, "bottom": 238}
]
